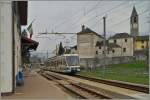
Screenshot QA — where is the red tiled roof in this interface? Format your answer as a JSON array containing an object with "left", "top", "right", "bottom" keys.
[{"left": 22, "top": 37, "right": 39, "bottom": 50}]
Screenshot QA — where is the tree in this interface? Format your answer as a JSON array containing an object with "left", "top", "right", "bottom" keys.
[{"left": 58, "top": 42, "right": 64, "bottom": 55}]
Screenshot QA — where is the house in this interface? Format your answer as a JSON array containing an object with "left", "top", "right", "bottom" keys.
[
  {"left": 108, "top": 33, "right": 134, "bottom": 57},
  {"left": 77, "top": 25, "right": 103, "bottom": 58},
  {"left": 0, "top": 1, "right": 28, "bottom": 95},
  {"left": 94, "top": 33, "right": 134, "bottom": 66},
  {"left": 134, "top": 35, "right": 149, "bottom": 60},
  {"left": 134, "top": 35, "right": 149, "bottom": 51},
  {"left": 95, "top": 41, "right": 122, "bottom": 58}
]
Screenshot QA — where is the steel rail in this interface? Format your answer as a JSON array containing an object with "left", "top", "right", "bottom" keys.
[
  {"left": 39, "top": 70, "right": 136, "bottom": 99},
  {"left": 39, "top": 71, "right": 110, "bottom": 99},
  {"left": 75, "top": 75, "right": 149, "bottom": 93},
  {"left": 41, "top": 69, "right": 149, "bottom": 93}
]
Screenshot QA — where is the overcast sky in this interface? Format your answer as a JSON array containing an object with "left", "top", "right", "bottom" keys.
[{"left": 26, "top": 0, "right": 150, "bottom": 55}]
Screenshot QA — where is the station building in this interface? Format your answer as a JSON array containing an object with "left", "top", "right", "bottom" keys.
[
  {"left": 0, "top": 1, "right": 38, "bottom": 95},
  {"left": 0, "top": 1, "right": 28, "bottom": 95}
]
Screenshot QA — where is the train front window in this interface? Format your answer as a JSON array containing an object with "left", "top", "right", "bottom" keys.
[{"left": 66, "top": 56, "right": 79, "bottom": 66}]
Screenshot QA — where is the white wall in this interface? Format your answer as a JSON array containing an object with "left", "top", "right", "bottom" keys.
[
  {"left": 77, "top": 33, "right": 103, "bottom": 58},
  {"left": 14, "top": 13, "right": 21, "bottom": 78},
  {"left": 96, "top": 46, "right": 122, "bottom": 58},
  {"left": 77, "top": 34, "right": 93, "bottom": 58},
  {"left": 0, "top": 1, "right": 13, "bottom": 93},
  {"left": 93, "top": 35, "right": 103, "bottom": 57},
  {"left": 109, "top": 38, "right": 133, "bottom": 56}
]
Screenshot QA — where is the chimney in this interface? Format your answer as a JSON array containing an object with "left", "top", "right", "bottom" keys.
[{"left": 82, "top": 25, "right": 85, "bottom": 31}]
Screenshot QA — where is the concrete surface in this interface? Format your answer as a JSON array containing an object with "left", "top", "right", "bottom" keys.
[{"left": 2, "top": 70, "right": 72, "bottom": 99}]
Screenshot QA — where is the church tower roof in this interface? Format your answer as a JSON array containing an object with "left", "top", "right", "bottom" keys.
[{"left": 131, "top": 6, "right": 138, "bottom": 17}]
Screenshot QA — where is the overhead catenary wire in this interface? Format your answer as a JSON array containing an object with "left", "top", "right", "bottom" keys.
[
  {"left": 89, "top": 1, "right": 149, "bottom": 34},
  {"left": 68, "top": 1, "right": 143, "bottom": 38},
  {"left": 71, "top": 1, "right": 149, "bottom": 39},
  {"left": 70, "top": 0, "right": 148, "bottom": 34},
  {"left": 53, "top": 1, "right": 91, "bottom": 31},
  {"left": 34, "top": 1, "right": 149, "bottom": 52},
  {"left": 63, "top": 1, "right": 129, "bottom": 33},
  {"left": 62, "top": 0, "right": 102, "bottom": 32},
  {"left": 40, "top": 1, "right": 102, "bottom": 42},
  {"left": 107, "top": 8, "right": 150, "bottom": 29},
  {"left": 106, "top": 1, "right": 146, "bottom": 22},
  {"left": 85, "top": 1, "right": 128, "bottom": 23}
]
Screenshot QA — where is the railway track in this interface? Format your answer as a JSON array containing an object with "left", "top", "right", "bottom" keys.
[
  {"left": 41, "top": 69, "right": 149, "bottom": 93},
  {"left": 40, "top": 71, "right": 110, "bottom": 99},
  {"left": 75, "top": 75, "right": 149, "bottom": 93},
  {"left": 39, "top": 70, "right": 137, "bottom": 99}
]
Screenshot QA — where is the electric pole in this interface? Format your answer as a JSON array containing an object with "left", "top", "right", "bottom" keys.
[
  {"left": 103, "top": 16, "right": 107, "bottom": 75},
  {"left": 47, "top": 50, "right": 48, "bottom": 60}
]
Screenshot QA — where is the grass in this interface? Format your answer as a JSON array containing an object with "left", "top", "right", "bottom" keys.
[{"left": 79, "top": 61, "right": 149, "bottom": 85}]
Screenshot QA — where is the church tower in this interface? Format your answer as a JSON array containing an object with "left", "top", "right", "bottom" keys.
[{"left": 130, "top": 6, "right": 139, "bottom": 37}]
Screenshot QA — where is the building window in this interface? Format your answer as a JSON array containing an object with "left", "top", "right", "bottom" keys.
[
  {"left": 141, "top": 45, "right": 144, "bottom": 49},
  {"left": 96, "top": 51, "right": 98, "bottom": 54},
  {"left": 123, "top": 48, "right": 126, "bottom": 52},
  {"left": 99, "top": 46, "right": 101, "bottom": 49},
  {"left": 141, "top": 40, "right": 144, "bottom": 44},
  {"left": 125, "top": 39, "right": 127, "bottom": 42},
  {"left": 114, "top": 40, "right": 117, "bottom": 43},
  {"left": 134, "top": 17, "right": 137, "bottom": 23},
  {"left": 112, "top": 49, "right": 115, "bottom": 53},
  {"left": 102, "top": 51, "right": 104, "bottom": 54}
]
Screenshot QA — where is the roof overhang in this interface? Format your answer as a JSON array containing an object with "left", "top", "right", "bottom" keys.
[{"left": 22, "top": 37, "right": 39, "bottom": 50}]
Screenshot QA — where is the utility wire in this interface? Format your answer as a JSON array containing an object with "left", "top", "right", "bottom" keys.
[
  {"left": 84, "top": 1, "right": 128, "bottom": 24},
  {"left": 53, "top": 2, "right": 90, "bottom": 31},
  {"left": 79, "top": 1, "right": 147, "bottom": 33},
  {"left": 106, "top": 1, "right": 146, "bottom": 22},
  {"left": 64, "top": 1, "right": 128, "bottom": 32},
  {"left": 67, "top": 1, "right": 134, "bottom": 38},
  {"left": 63, "top": 0, "right": 102, "bottom": 32},
  {"left": 71, "top": 1, "right": 149, "bottom": 38},
  {"left": 108, "top": 8, "right": 149, "bottom": 29}
]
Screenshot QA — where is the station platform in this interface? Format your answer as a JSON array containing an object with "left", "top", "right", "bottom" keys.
[{"left": 2, "top": 69, "right": 72, "bottom": 99}]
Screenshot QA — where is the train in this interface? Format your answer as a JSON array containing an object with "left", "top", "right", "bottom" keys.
[{"left": 44, "top": 54, "right": 80, "bottom": 75}]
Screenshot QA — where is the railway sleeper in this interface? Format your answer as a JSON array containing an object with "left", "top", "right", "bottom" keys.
[
  {"left": 71, "top": 83, "right": 111, "bottom": 99},
  {"left": 40, "top": 71, "right": 135, "bottom": 99},
  {"left": 41, "top": 73, "right": 54, "bottom": 81},
  {"left": 60, "top": 84, "right": 103, "bottom": 99},
  {"left": 45, "top": 72, "right": 62, "bottom": 80},
  {"left": 45, "top": 72, "right": 69, "bottom": 80},
  {"left": 77, "top": 82, "right": 135, "bottom": 99}
]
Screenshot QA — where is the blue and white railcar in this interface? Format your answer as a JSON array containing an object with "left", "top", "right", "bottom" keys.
[{"left": 46, "top": 54, "right": 80, "bottom": 75}]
